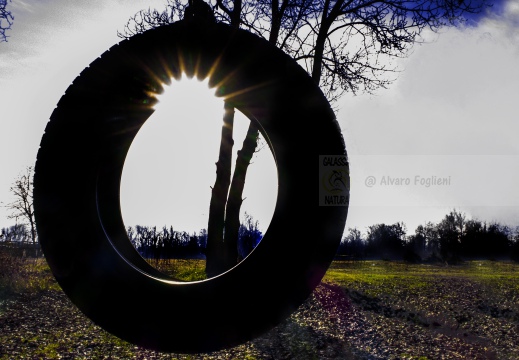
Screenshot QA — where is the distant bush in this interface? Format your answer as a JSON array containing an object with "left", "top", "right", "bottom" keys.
[
  {"left": 340, "top": 210, "right": 519, "bottom": 264},
  {"left": 0, "top": 246, "right": 25, "bottom": 295},
  {"left": 511, "top": 240, "right": 519, "bottom": 263},
  {"left": 0, "top": 245, "right": 55, "bottom": 297}
]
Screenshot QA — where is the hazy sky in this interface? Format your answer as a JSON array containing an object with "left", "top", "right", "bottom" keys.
[{"left": 1, "top": 0, "right": 518, "bottom": 237}]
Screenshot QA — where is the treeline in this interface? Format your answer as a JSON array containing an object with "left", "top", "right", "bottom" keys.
[
  {"left": 127, "top": 213, "right": 263, "bottom": 261},
  {"left": 0, "top": 224, "right": 40, "bottom": 257},
  {"left": 338, "top": 210, "right": 519, "bottom": 263},
  {"left": 1, "top": 224, "right": 32, "bottom": 243},
  {"left": 0, "top": 213, "right": 263, "bottom": 261},
  {"left": 3, "top": 209, "right": 519, "bottom": 263}
]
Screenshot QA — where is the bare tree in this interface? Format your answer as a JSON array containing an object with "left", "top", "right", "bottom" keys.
[
  {"left": 118, "top": 0, "right": 486, "bottom": 276},
  {"left": 118, "top": 1, "right": 184, "bottom": 37},
  {"left": 222, "top": 0, "right": 485, "bottom": 273},
  {"left": 0, "top": 0, "right": 13, "bottom": 43},
  {"left": 5, "top": 167, "right": 37, "bottom": 244}
]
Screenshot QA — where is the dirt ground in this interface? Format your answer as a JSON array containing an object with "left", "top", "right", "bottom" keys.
[
  {"left": 1, "top": 278, "right": 518, "bottom": 359},
  {"left": 2, "top": 259, "right": 519, "bottom": 359}
]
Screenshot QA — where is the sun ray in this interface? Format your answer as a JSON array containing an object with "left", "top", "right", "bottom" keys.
[
  {"left": 209, "top": 66, "right": 243, "bottom": 95},
  {"left": 176, "top": 48, "right": 188, "bottom": 79},
  {"left": 157, "top": 54, "right": 180, "bottom": 85},
  {"left": 218, "top": 80, "right": 277, "bottom": 103},
  {"left": 193, "top": 52, "right": 203, "bottom": 80},
  {"left": 204, "top": 51, "right": 226, "bottom": 86}
]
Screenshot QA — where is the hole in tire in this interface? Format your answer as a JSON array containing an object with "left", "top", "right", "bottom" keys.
[{"left": 120, "top": 76, "right": 277, "bottom": 281}]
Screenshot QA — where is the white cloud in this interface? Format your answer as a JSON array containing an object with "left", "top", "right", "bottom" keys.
[
  {"left": 0, "top": 0, "right": 175, "bottom": 228},
  {"left": 338, "top": 14, "right": 519, "bottom": 233}
]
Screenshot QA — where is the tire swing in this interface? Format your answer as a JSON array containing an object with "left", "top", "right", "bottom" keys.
[{"left": 33, "top": 17, "right": 350, "bottom": 353}]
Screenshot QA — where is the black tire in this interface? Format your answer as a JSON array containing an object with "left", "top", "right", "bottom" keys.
[{"left": 34, "top": 20, "right": 349, "bottom": 353}]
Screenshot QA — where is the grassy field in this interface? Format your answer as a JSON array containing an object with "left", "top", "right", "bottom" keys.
[
  {"left": 147, "top": 258, "right": 207, "bottom": 281},
  {"left": 324, "top": 260, "right": 519, "bottom": 359},
  {"left": 1, "top": 256, "right": 518, "bottom": 359},
  {"left": 325, "top": 260, "right": 519, "bottom": 296}
]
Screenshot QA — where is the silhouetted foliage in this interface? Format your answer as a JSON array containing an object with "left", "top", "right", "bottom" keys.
[
  {"left": 1, "top": 224, "right": 28, "bottom": 243},
  {"left": 127, "top": 225, "right": 200, "bottom": 260},
  {"left": 511, "top": 227, "right": 519, "bottom": 262},
  {"left": 460, "top": 219, "right": 513, "bottom": 260},
  {"left": 126, "top": 213, "right": 262, "bottom": 261},
  {"left": 0, "top": 0, "right": 13, "bottom": 42},
  {"left": 337, "top": 227, "right": 366, "bottom": 259},
  {"left": 482, "top": 222, "right": 512, "bottom": 260},
  {"left": 366, "top": 223, "right": 406, "bottom": 260},
  {"left": 436, "top": 210, "right": 465, "bottom": 263},
  {"left": 404, "top": 232, "right": 426, "bottom": 263},
  {"left": 461, "top": 218, "right": 486, "bottom": 258},
  {"left": 0, "top": 224, "right": 42, "bottom": 258},
  {"left": 237, "top": 212, "right": 262, "bottom": 261},
  {"left": 340, "top": 210, "right": 518, "bottom": 263}
]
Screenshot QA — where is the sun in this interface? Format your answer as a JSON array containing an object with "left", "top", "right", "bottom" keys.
[
  {"left": 153, "top": 74, "right": 218, "bottom": 112},
  {"left": 120, "top": 75, "right": 277, "bottom": 236}
]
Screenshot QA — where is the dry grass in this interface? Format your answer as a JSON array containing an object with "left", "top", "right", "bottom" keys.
[
  {"left": 1, "top": 253, "right": 519, "bottom": 359},
  {"left": 146, "top": 258, "right": 207, "bottom": 281}
]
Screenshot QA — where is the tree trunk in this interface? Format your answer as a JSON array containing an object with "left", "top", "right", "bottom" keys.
[
  {"left": 204, "top": 0, "right": 243, "bottom": 278},
  {"left": 311, "top": 0, "right": 337, "bottom": 85},
  {"left": 29, "top": 217, "right": 37, "bottom": 256},
  {"left": 205, "top": 0, "right": 242, "bottom": 278},
  {"left": 219, "top": 3, "right": 284, "bottom": 270},
  {"left": 207, "top": 0, "right": 332, "bottom": 273},
  {"left": 205, "top": 101, "right": 235, "bottom": 278},
  {"left": 222, "top": 122, "right": 259, "bottom": 271}
]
